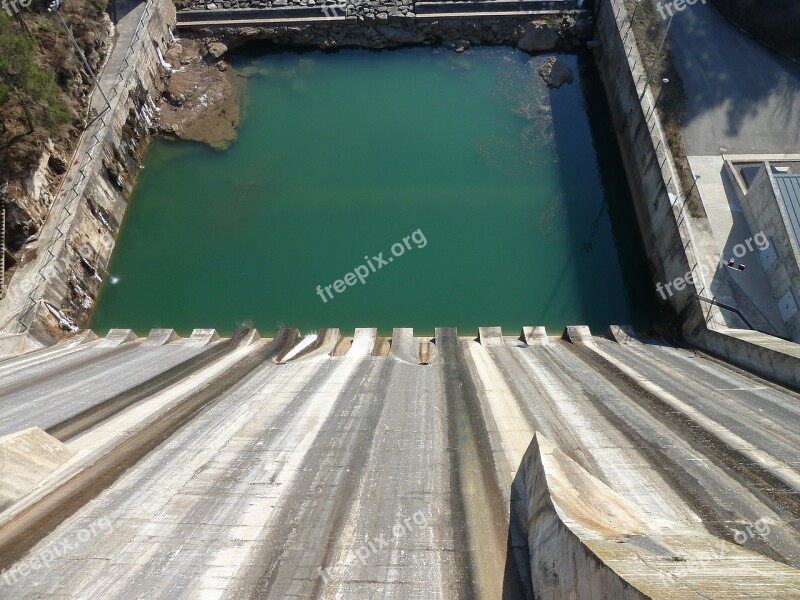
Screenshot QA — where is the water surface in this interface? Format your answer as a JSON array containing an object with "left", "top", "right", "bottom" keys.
[{"left": 91, "top": 47, "right": 658, "bottom": 336}]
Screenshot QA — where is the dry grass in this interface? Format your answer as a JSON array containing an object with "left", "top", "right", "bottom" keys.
[
  {"left": 0, "top": 3, "right": 110, "bottom": 186},
  {"left": 623, "top": 0, "right": 705, "bottom": 218}
]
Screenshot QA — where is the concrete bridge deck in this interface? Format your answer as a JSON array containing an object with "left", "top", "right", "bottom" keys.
[{"left": 0, "top": 325, "right": 799, "bottom": 597}]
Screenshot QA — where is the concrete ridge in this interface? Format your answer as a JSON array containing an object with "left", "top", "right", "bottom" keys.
[
  {"left": 605, "top": 325, "right": 640, "bottom": 345},
  {"left": 279, "top": 328, "right": 340, "bottom": 363},
  {"left": 143, "top": 329, "right": 181, "bottom": 347},
  {"left": 97, "top": 329, "right": 137, "bottom": 347},
  {"left": 0, "top": 427, "right": 75, "bottom": 513},
  {"left": 521, "top": 325, "right": 550, "bottom": 345},
  {"left": 186, "top": 329, "right": 221, "bottom": 347},
  {"left": 478, "top": 326, "right": 504, "bottom": 347},
  {"left": 1, "top": 326, "right": 632, "bottom": 359},
  {"left": 561, "top": 325, "right": 593, "bottom": 344},
  {"left": 581, "top": 338, "right": 800, "bottom": 512},
  {"left": 523, "top": 432, "right": 800, "bottom": 598},
  {"left": 389, "top": 327, "right": 416, "bottom": 362}
]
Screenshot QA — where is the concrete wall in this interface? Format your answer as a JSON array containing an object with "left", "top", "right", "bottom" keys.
[
  {"left": 193, "top": 11, "right": 591, "bottom": 51},
  {"left": 522, "top": 434, "right": 651, "bottom": 599},
  {"left": 0, "top": 428, "right": 75, "bottom": 512},
  {"left": 593, "top": 0, "right": 800, "bottom": 387},
  {"left": 17, "top": 0, "right": 176, "bottom": 345},
  {"left": 593, "top": 0, "right": 703, "bottom": 315},
  {"left": 737, "top": 164, "right": 800, "bottom": 338},
  {"left": 521, "top": 431, "right": 800, "bottom": 599}
]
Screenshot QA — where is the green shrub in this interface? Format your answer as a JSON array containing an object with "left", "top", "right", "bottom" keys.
[{"left": 0, "top": 11, "right": 70, "bottom": 134}]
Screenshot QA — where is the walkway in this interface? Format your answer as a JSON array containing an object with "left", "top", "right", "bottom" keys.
[
  {"left": 662, "top": 0, "right": 800, "bottom": 156},
  {"left": 650, "top": 0, "right": 800, "bottom": 335},
  {"left": 0, "top": 1, "right": 148, "bottom": 334}
]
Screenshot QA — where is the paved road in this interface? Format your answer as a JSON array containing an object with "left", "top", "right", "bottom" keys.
[{"left": 659, "top": 0, "right": 800, "bottom": 155}]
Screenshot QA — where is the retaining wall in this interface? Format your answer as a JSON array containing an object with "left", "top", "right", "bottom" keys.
[
  {"left": 189, "top": 9, "right": 591, "bottom": 50},
  {"left": 13, "top": 0, "right": 176, "bottom": 346},
  {"left": 593, "top": 0, "right": 800, "bottom": 387}
]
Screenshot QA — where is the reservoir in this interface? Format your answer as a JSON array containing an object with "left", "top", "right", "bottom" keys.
[{"left": 90, "top": 46, "right": 659, "bottom": 336}]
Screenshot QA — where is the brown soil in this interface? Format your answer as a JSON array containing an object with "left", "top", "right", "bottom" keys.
[
  {"left": 624, "top": 0, "right": 705, "bottom": 218},
  {"left": 1, "top": 3, "right": 112, "bottom": 266},
  {"left": 0, "top": 3, "right": 111, "bottom": 185}
]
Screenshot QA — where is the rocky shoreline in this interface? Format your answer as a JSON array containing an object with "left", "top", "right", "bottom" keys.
[
  {"left": 159, "top": 11, "right": 591, "bottom": 146},
  {"left": 158, "top": 39, "right": 241, "bottom": 149},
  {"left": 205, "top": 11, "right": 591, "bottom": 51}
]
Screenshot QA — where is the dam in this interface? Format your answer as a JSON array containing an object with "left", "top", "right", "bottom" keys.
[
  {"left": 1, "top": 326, "right": 800, "bottom": 598},
  {"left": 2, "top": 0, "right": 800, "bottom": 597}
]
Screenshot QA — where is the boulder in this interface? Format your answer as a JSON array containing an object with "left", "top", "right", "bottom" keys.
[
  {"left": 206, "top": 41, "right": 228, "bottom": 59},
  {"left": 538, "top": 57, "right": 574, "bottom": 89},
  {"left": 48, "top": 153, "right": 68, "bottom": 175},
  {"left": 517, "top": 26, "right": 559, "bottom": 53}
]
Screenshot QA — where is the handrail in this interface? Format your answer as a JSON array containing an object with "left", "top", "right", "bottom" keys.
[
  {"left": 693, "top": 294, "right": 791, "bottom": 340},
  {"left": 14, "top": 0, "right": 157, "bottom": 334}
]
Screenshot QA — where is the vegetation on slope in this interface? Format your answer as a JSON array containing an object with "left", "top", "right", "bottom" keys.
[{"left": 0, "top": 0, "right": 110, "bottom": 259}]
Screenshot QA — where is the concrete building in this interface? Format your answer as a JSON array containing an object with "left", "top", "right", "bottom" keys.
[{"left": 726, "top": 160, "right": 800, "bottom": 340}]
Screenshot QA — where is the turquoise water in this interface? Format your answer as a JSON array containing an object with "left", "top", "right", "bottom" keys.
[{"left": 90, "top": 46, "right": 659, "bottom": 336}]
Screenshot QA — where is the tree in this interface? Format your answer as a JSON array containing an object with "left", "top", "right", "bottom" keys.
[{"left": 0, "top": 10, "right": 68, "bottom": 135}]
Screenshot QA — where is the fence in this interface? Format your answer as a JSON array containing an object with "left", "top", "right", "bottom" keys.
[{"left": 15, "top": 0, "right": 158, "bottom": 334}]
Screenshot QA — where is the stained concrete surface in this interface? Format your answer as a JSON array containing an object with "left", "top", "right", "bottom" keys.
[{"left": 0, "top": 327, "right": 800, "bottom": 597}]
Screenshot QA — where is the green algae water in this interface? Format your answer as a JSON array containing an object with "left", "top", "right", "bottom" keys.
[{"left": 90, "top": 47, "right": 659, "bottom": 336}]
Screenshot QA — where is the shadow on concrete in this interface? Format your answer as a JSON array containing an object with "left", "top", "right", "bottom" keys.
[
  {"left": 712, "top": 165, "right": 786, "bottom": 334},
  {"left": 112, "top": 0, "right": 146, "bottom": 23},
  {"left": 662, "top": 0, "right": 800, "bottom": 153},
  {"left": 502, "top": 464, "right": 535, "bottom": 599}
]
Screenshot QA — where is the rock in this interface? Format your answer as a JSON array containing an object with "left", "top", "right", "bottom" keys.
[
  {"left": 217, "top": 61, "right": 228, "bottom": 72},
  {"left": 443, "top": 39, "right": 469, "bottom": 53},
  {"left": 538, "top": 56, "right": 574, "bottom": 89},
  {"left": 206, "top": 2, "right": 217, "bottom": 8},
  {"left": 165, "top": 91, "right": 187, "bottom": 106},
  {"left": 375, "top": 25, "right": 424, "bottom": 43},
  {"left": 517, "top": 26, "right": 559, "bottom": 53},
  {"left": 48, "top": 154, "right": 68, "bottom": 175},
  {"left": 376, "top": 12, "right": 388, "bottom": 23},
  {"left": 206, "top": 41, "right": 228, "bottom": 59}
]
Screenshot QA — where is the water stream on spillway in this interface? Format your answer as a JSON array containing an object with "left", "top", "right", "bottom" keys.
[{"left": 90, "top": 46, "right": 660, "bottom": 336}]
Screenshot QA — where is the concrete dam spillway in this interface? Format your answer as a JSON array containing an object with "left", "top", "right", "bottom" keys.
[
  {"left": 1, "top": 326, "right": 800, "bottom": 597},
  {"left": 4, "top": 0, "right": 800, "bottom": 596}
]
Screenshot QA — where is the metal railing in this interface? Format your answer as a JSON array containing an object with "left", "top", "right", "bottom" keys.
[
  {"left": 693, "top": 294, "right": 790, "bottom": 340},
  {"left": 14, "top": 0, "right": 157, "bottom": 334}
]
